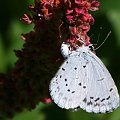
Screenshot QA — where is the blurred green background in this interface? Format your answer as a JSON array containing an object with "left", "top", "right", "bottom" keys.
[{"left": 0, "top": 0, "right": 120, "bottom": 120}]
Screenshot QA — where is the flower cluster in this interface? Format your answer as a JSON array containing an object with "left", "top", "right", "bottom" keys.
[
  {"left": 0, "top": 0, "right": 100, "bottom": 118},
  {"left": 65, "top": 0, "right": 100, "bottom": 47},
  {"left": 21, "top": 0, "right": 100, "bottom": 46}
]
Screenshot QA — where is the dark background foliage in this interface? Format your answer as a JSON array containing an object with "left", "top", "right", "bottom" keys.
[{"left": 0, "top": 0, "right": 120, "bottom": 120}]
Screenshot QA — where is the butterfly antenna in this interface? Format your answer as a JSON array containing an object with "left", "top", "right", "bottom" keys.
[
  {"left": 95, "top": 31, "right": 101, "bottom": 46},
  {"left": 95, "top": 31, "right": 111, "bottom": 50},
  {"left": 94, "top": 27, "right": 102, "bottom": 46}
]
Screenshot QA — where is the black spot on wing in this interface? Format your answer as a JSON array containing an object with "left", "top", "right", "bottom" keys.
[
  {"left": 109, "top": 88, "right": 113, "bottom": 92},
  {"left": 106, "top": 96, "right": 110, "bottom": 100},
  {"left": 83, "top": 86, "right": 86, "bottom": 89},
  {"left": 83, "top": 98, "right": 87, "bottom": 103},
  {"left": 76, "top": 106, "right": 80, "bottom": 109},
  {"left": 62, "top": 68, "right": 65, "bottom": 71},
  {"left": 74, "top": 67, "right": 77, "bottom": 70},
  {"left": 66, "top": 61, "right": 68, "bottom": 64},
  {"left": 72, "top": 91, "right": 75, "bottom": 93},
  {"left": 73, "top": 106, "right": 80, "bottom": 111},
  {"left": 87, "top": 101, "right": 93, "bottom": 105},
  {"left": 83, "top": 65, "right": 86, "bottom": 68},
  {"left": 101, "top": 98, "right": 105, "bottom": 102},
  {"left": 60, "top": 75, "right": 62, "bottom": 78},
  {"left": 65, "top": 78, "right": 67, "bottom": 81},
  {"left": 78, "top": 83, "right": 81, "bottom": 86},
  {"left": 90, "top": 97, "right": 94, "bottom": 99},
  {"left": 67, "top": 89, "right": 70, "bottom": 92},
  {"left": 94, "top": 98, "right": 100, "bottom": 102}
]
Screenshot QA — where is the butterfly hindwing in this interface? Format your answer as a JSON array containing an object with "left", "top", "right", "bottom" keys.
[{"left": 76, "top": 51, "right": 119, "bottom": 113}]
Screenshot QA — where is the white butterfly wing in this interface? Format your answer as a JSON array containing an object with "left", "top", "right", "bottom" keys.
[
  {"left": 49, "top": 48, "right": 120, "bottom": 113},
  {"left": 50, "top": 51, "right": 87, "bottom": 109},
  {"left": 84, "top": 51, "right": 120, "bottom": 113}
]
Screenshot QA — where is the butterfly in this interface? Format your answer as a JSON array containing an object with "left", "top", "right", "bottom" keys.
[{"left": 49, "top": 42, "right": 120, "bottom": 113}]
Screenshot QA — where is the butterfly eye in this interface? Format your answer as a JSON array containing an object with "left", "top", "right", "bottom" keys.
[{"left": 88, "top": 44, "right": 94, "bottom": 51}]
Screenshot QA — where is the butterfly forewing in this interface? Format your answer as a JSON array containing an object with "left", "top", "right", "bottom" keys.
[{"left": 50, "top": 52, "right": 88, "bottom": 109}]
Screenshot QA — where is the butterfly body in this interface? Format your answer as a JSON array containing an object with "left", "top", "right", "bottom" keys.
[{"left": 49, "top": 43, "right": 119, "bottom": 113}]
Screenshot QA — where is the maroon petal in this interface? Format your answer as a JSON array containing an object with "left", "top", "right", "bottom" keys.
[{"left": 20, "top": 14, "right": 33, "bottom": 24}]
